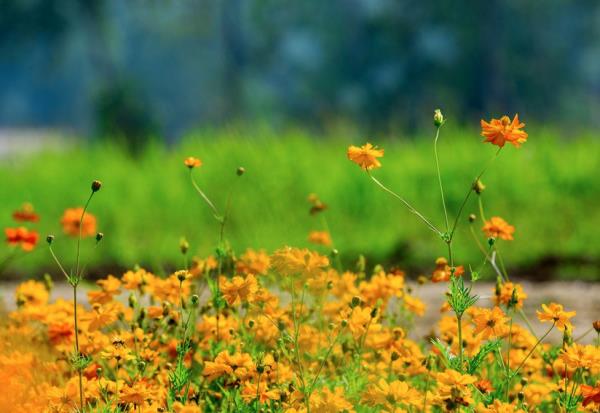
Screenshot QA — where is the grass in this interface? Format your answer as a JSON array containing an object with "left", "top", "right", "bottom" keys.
[{"left": 1, "top": 124, "right": 598, "bottom": 280}]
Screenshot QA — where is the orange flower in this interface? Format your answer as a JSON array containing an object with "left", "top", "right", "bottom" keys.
[
  {"left": 471, "top": 306, "right": 509, "bottom": 340},
  {"left": 536, "top": 302, "right": 576, "bottom": 331},
  {"left": 347, "top": 143, "right": 384, "bottom": 170},
  {"left": 184, "top": 156, "right": 202, "bottom": 169},
  {"left": 12, "top": 203, "right": 39, "bottom": 222},
  {"left": 481, "top": 114, "right": 528, "bottom": 148},
  {"left": 581, "top": 383, "right": 600, "bottom": 407},
  {"left": 482, "top": 217, "right": 514, "bottom": 241},
  {"left": 431, "top": 257, "right": 464, "bottom": 283},
  {"left": 60, "top": 207, "right": 97, "bottom": 237},
  {"left": 5, "top": 227, "right": 39, "bottom": 251},
  {"left": 308, "top": 230, "right": 332, "bottom": 247}
]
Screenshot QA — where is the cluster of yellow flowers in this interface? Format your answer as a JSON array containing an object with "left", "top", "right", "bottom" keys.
[
  {"left": 1, "top": 112, "right": 599, "bottom": 413},
  {"left": 3, "top": 250, "right": 600, "bottom": 412}
]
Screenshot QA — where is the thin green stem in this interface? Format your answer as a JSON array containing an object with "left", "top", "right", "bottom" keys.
[
  {"left": 434, "top": 127, "right": 450, "bottom": 234},
  {"left": 49, "top": 245, "right": 70, "bottom": 282},
  {"left": 367, "top": 172, "right": 442, "bottom": 235},
  {"left": 457, "top": 315, "right": 463, "bottom": 370},
  {"left": 75, "top": 191, "right": 95, "bottom": 278},
  {"left": 449, "top": 147, "right": 502, "bottom": 241},
  {"left": 512, "top": 322, "right": 555, "bottom": 377},
  {"left": 189, "top": 170, "right": 220, "bottom": 219},
  {"left": 73, "top": 285, "right": 84, "bottom": 409}
]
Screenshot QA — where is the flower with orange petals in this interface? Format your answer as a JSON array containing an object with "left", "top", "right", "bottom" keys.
[
  {"left": 308, "top": 230, "right": 332, "bottom": 247},
  {"left": 184, "top": 156, "right": 202, "bottom": 169},
  {"left": 5, "top": 227, "right": 39, "bottom": 251},
  {"left": 481, "top": 114, "right": 528, "bottom": 148},
  {"left": 581, "top": 383, "right": 600, "bottom": 407},
  {"left": 60, "top": 207, "right": 97, "bottom": 237},
  {"left": 12, "top": 203, "right": 39, "bottom": 223},
  {"left": 431, "top": 257, "right": 464, "bottom": 283},
  {"left": 347, "top": 143, "right": 384, "bottom": 170},
  {"left": 482, "top": 217, "right": 515, "bottom": 241},
  {"left": 471, "top": 306, "right": 509, "bottom": 340},
  {"left": 536, "top": 302, "right": 576, "bottom": 331}
]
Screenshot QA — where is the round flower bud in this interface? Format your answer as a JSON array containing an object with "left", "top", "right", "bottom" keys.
[
  {"left": 256, "top": 365, "right": 265, "bottom": 374},
  {"left": 341, "top": 319, "right": 348, "bottom": 328},
  {"left": 96, "top": 232, "right": 104, "bottom": 243},
  {"left": 248, "top": 319, "right": 255, "bottom": 328},
  {"left": 236, "top": 167, "right": 245, "bottom": 176},
  {"left": 370, "top": 308, "right": 378, "bottom": 318},
  {"left": 91, "top": 180, "right": 102, "bottom": 192},
  {"left": 46, "top": 235, "right": 55, "bottom": 245},
  {"left": 593, "top": 320, "right": 600, "bottom": 333},
  {"left": 180, "top": 238, "right": 189, "bottom": 255},
  {"left": 190, "top": 294, "right": 200, "bottom": 307},
  {"left": 433, "top": 109, "right": 445, "bottom": 127},
  {"left": 350, "top": 296, "right": 361, "bottom": 308},
  {"left": 391, "top": 351, "right": 400, "bottom": 361},
  {"left": 473, "top": 179, "right": 486, "bottom": 194},
  {"left": 468, "top": 214, "right": 477, "bottom": 223}
]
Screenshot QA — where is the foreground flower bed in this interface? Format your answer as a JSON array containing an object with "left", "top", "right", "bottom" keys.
[{"left": 1, "top": 111, "right": 599, "bottom": 412}]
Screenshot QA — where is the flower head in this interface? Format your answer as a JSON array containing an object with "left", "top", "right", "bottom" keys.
[
  {"left": 184, "top": 157, "right": 202, "bottom": 169},
  {"left": 347, "top": 143, "right": 384, "bottom": 170},
  {"left": 60, "top": 207, "right": 97, "bottom": 237},
  {"left": 308, "top": 230, "right": 332, "bottom": 247},
  {"left": 5, "top": 227, "right": 39, "bottom": 251},
  {"left": 536, "top": 302, "right": 576, "bottom": 331},
  {"left": 481, "top": 114, "right": 528, "bottom": 148},
  {"left": 482, "top": 217, "right": 515, "bottom": 241},
  {"left": 12, "top": 203, "right": 39, "bottom": 223}
]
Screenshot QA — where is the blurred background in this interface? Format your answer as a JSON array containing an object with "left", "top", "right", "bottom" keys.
[{"left": 1, "top": 0, "right": 599, "bottom": 280}]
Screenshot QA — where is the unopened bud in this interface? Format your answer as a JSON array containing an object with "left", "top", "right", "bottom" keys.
[
  {"left": 370, "top": 308, "right": 378, "bottom": 318},
  {"left": 236, "top": 167, "right": 245, "bottom": 176},
  {"left": 248, "top": 319, "right": 255, "bottom": 328},
  {"left": 391, "top": 351, "right": 400, "bottom": 361},
  {"left": 341, "top": 319, "right": 348, "bottom": 328},
  {"left": 180, "top": 238, "right": 189, "bottom": 255},
  {"left": 473, "top": 179, "right": 486, "bottom": 194},
  {"left": 468, "top": 214, "right": 477, "bottom": 223},
  {"left": 95, "top": 232, "right": 104, "bottom": 243},
  {"left": 46, "top": 235, "right": 55, "bottom": 245},
  {"left": 256, "top": 365, "right": 265, "bottom": 374},
  {"left": 43, "top": 273, "right": 54, "bottom": 291},
  {"left": 91, "top": 180, "right": 102, "bottom": 192},
  {"left": 128, "top": 293, "right": 137, "bottom": 308},
  {"left": 190, "top": 294, "right": 200, "bottom": 307},
  {"left": 488, "top": 237, "right": 495, "bottom": 247},
  {"left": 433, "top": 109, "right": 445, "bottom": 127},
  {"left": 593, "top": 320, "right": 600, "bottom": 333},
  {"left": 350, "top": 296, "right": 361, "bottom": 308}
]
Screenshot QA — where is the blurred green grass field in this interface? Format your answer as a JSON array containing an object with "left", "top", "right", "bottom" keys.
[{"left": 1, "top": 125, "right": 598, "bottom": 280}]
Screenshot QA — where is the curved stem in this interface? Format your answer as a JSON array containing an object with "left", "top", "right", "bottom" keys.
[
  {"left": 367, "top": 172, "right": 442, "bottom": 235},
  {"left": 434, "top": 127, "right": 450, "bottom": 234},
  {"left": 449, "top": 147, "right": 502, "bottom": 241},
  {"left": 189, "top": 170, "right": 221, "bottom": 220}
]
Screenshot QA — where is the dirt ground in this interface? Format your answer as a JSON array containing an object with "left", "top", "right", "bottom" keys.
[{"left": 1, "top": 280, "right": 598, "bottom": 344}]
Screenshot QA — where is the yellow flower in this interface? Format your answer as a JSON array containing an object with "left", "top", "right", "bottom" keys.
[
  {"left": 362, "top": 378, "right": 421, "bottom": 409},
  {"left": 307, "top": 230, "right": 332, "bottom": 247},
  {"left": 471, "top": 306, "right": 509, "bottom": 340},
  {"left": 184, "top": 156, "right": 202, "bottom": 169},
  {"left": 559, "top": 343, "right": 599, "bottom": 370},
  {"left": 310, "top": 387, "right": 355, "bottom": 413},
  {"left": 15, "top": 280, "right": 49, "bottom": 307},
  {"left": 536, "top": 302, "right": 576, "bottom": 331},
  {"left": 347, "top": 143, "right": 384, "bottom": 170},
  {"left": 270, "top": 247, "right": 329, "bottom": 278},
  {"left": 219, "top": 274, "right": 258, "bottom": 306}
]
